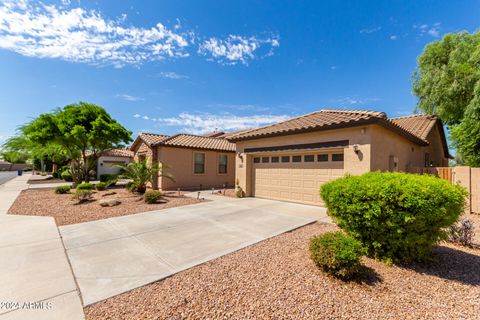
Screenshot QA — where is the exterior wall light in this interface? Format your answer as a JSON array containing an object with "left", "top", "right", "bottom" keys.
[{"left": 353, "top": 144, "right": 360, "bottom": 153}]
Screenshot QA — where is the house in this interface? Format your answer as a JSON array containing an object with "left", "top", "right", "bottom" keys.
[
  {"left": 92, "top": 149, "right": 134, "bottom": 178},
  {"left": 130, "top": 133, "right": 236, "bottom": 190},
  {"left": 227, "top": 109, "right": 450, "bottom": 205}
]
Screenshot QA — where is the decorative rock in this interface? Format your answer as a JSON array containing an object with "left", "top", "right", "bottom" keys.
[{"left": 99, "top": 199, "right": 121, "bottom": 207}]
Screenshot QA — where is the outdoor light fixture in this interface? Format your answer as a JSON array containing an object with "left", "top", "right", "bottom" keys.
[{"left": 353, "top": 144, "right": 360, "bottom": 153}]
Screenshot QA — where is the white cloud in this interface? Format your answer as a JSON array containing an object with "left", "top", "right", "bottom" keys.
[
  {"left": 360, "top": 26, "right": 382, "bottom": 34},
  {"left": 135, "top": 112, "right": 291, "bottom": 134},
  {"left": 116, "top": 94, "right": 144, "bottom": 101},
  {"left": 0, "top": 1, "right": 189, "bottom": 67},
  {"left": 330, "top": 65, "right": 337, "bottom": 70},
  {"left": 414, "top": 23, "right": 441, "bottom": 38},
  {"left": 333, "top": 97, "right": 380, "bottom": 105},
  {"left": 0, "top": 1, "right": 280, "bottom": 67},
  {"left": 198, "top": 35, "right": 280, "bottom": 65},
  {"left": 390, "top": 35, "right": 397, "bottom": 40},
  {"left": 133, "top": 114, "right": 141, "bottom": 118},
  {"left": 157, "top": 71, "right": 189, "bottom": 79}
]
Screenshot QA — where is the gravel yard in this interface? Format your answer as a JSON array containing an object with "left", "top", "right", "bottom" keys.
[
  {"left": 85, "top": 222, "right": 480, "bottom": 320},
  {"left": 8, "top": 188, "right": 203, "bottom": 226}
]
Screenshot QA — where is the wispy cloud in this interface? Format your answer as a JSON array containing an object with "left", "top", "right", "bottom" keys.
[
  {"left": 198, "top": 35, "right": 280, "bottom": 65},
  {"left": 133, "top": 112, "right": 291, "bottom": 134},
  {"left": 360, "top": 26, "right": 382, "bottom": 34},
  {"left": 332, "top": 97, "right": 380, "bottom": 105},
  {"left": 157, "top": 71, "right": 189, "bottom": 79},
  {"left": 116, "top": 94, "right": 144, "bottom": 101},
  {"left": 414, "top": 23, "right": 441, "bottom": 38},
  {"left": 0, "top": 0, "right": 190, "bottom": 67},
  {"left": 0, "top": 1, "right": 279, "bottom": 67},
  {"left": 390, "top": 35, "right": 398, "bottom": 40}
]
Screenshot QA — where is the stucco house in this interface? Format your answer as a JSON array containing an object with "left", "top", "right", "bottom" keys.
[
  {"left": 130, "top": 133, "right": 236, "bottom": 190},
  {"left": 88, "top": 149, "right": 134, "bottom": 179},
  {"left": 227, "top": 109, "right": 450, "bottom": 205}
]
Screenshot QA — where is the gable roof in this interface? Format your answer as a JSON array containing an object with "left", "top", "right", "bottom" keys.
[
  {"left": 130, "top": 133, "right": 170, "bottom": 151},
  {"left": 85, "top": 149, "right": 134, "bottom": 158},
  {"left": 161, "top": 134, "right": 236, "bottom": 152},
  {"left": 228, "top": 109, "right": 428, "bottom": 145}
]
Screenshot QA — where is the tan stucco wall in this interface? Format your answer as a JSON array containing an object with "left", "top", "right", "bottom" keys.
[
  {"left": 369, "top": 124, "right": 448, "bottom": 172},
  {"left": 234, "top": 125, "right": 373, "bottom": 196},
  {"left": 158, "top": 146, "right": 235, "bottom": 190}
]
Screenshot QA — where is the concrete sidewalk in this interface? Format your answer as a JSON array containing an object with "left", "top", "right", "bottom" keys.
[{"left": 0, "top": 174, "right": 84, "bottom": 319}]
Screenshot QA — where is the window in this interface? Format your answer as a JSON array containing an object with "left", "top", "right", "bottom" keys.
[
  {"left": 281, "top": 156, "right": 290, "bottom": 163},
  {"left": 332, "top": 154, "right": 344, "bottom": 162},
  {"left": 424, "top": 153, "right": 430, "bottom": 167},
  {"left": 262, "top": 157, "right": 270, "bottom": 163},
  {"left": 317, "top": 154, "right": 328, "bottom": 162},
  {"left": 253, "top": 157, "right": 260, "bottom": 163},
  {"left": 292, "top": 155, "right": 302, "bottom": 162},
  {"left": 271, "top": 156, "right": 279, "bottom": 163},
  {"left": 194, "top": 153, "right": 205, "bottom": 174},
  {"left": 218, "top": 154, "right": 228, "bottom": 174},
  {"left": 304, "top": 155, "right": 314, "bottom": 162}
]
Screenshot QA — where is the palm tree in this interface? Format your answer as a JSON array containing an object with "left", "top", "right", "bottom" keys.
[{"left": 116, "top": 159, "right": 174, "bottom": 193}]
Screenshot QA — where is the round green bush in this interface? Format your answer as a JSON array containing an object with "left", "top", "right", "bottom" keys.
[
  {"left": 310, "top": 231, "right": 364, "bottom": 279},
  {"left": 76, "top": 182, "right": 94, "bottom": 191},
  {"left": 61, "top": 170, "right": 73, "bottom": 182},
  {"left": 55, "top": 185, "right": 71, "bottom": 194},
  {"left": 320, "top": 172, "right": 467, "bottom": 263},
  {"left": 95, "top": 182, "right": 108, "bottom": 191},
  {"left": 144, "top": 190, "right": 163, "bottom": 204}
]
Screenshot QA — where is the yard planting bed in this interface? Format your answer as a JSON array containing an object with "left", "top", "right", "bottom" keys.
[
  {"left": 85, "top": 222, "right": 480, "bottom": 320},
  {"left": 8, "top": 188, "right": 203, "bottom": 226}
]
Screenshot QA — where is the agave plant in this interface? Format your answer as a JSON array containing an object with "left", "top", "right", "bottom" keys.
[{"left": 115, "top": 159, "right": 174, "bottom": 193}]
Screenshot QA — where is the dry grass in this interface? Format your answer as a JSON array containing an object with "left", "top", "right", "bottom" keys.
[
  {"left": 85, "top": 223, "right": 480, "bottom": 320},
  {"left": 8, "top": 187, "right": 204, "bottom": 226}
]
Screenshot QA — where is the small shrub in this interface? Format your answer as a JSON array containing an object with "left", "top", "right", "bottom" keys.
[
  {"left": 72, "top": 189, "right": 93, "bottom": 203},
  {"left": 95, "top": 182, "right": 108, "bottom": 191},
  {"left": 55, "top": 185, "right": 71, "bottom": 194},
  {"left": 61, "top": 170, "right": 73, "bottom": 182},
  {"left": 125, "top": 181, "right": 136, "bottom": 192},
  {"left": 235, "top": 186, "right": 245, "bottom": 198},
  {"left": 76, "top": 182, "right": 94, "bottom": 190},
  {"left": 320, "top": 172, "right": 468, "bottom": 263},
  {"left": 144, "top": 190, "right": 163, "bottom": 204},
  {"left": 449, "top": 218, "right": 475, "bottom": 247},
  {"left": 310, "top": 231, "right": 364, "bottom": 279},
  {"left": 99, "top": 174, "right": 115, "bottom": 183},
  {"left": 40, "top": 172, "right": 47, "bottom": 176},
  {"left": 105, "top": 176, "right": 118, "bottom": 187}
]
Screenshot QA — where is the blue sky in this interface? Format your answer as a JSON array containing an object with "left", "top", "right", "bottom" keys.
[{"left": 0, "top": 0, "right": 479, "bottom": 143}]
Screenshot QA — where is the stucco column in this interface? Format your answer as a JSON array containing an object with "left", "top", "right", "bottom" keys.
[{"left": 152, "top": 146, "right": 159, "bottom": 190}]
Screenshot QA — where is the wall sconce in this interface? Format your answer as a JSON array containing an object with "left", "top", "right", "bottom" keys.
[
  {"left": 353, "top": 144, "right": 360, "bottom": 153},
  {"left": 237, "top": 152, "right": 243, "bottom": 161}
]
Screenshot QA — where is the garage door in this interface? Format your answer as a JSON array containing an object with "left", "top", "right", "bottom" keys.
[{"left": 252, "top": 151, "right": 344, "bottom": 205}]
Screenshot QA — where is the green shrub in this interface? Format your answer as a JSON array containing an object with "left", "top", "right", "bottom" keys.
[
  {"left": 310, "top": 231, "right": 364, "bottom": 279},
  {"left": 54, "top": 185, "right": 71, "bottom": 194},
  {"left": 95, "top": 182, "right": 108, "bottom": 191},
  {"left": 105, "top": 176, "right": 118, "bottom": 187},
  {"left": 144, "top": 190, "right": 163, "bottom": 204},
  {"left": 125, "top": 181, "right": 136, "bottom": 192},
  {"left": 99, "top": 174, "right": 114, "bottom": 182},
  {"left": 76, "top": 182, "right": 94, "bottom": 190},
  {"left": 235, "top": 186, "right": 245, "bottom": 198},
  {"left": 320, "top": 172, "right": 467, "bottom": 263},
  {"left": 72, "top": 189, "right": 93, "bottom": 203},
  {"left": 61, "top": 170, "right": 73, "bottom": 182}
]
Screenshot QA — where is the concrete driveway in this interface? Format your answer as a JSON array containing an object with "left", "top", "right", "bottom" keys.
[{"left": 60, "top": 195, "right": 327, "bottom": 306}]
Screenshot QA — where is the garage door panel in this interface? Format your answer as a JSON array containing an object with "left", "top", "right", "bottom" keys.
[{"left": 253, "top": 153, "right": 344, "bottom": 205}]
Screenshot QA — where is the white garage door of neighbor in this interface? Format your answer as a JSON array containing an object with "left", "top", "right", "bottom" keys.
[{"left": 252, "top": 151, "right": 345, "bottom": 205}]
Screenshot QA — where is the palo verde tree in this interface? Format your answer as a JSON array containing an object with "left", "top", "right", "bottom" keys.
[
  {"left": 413, "top": 31, "right": 480, "bottom": 166},
  {"left": 22, "top": 102, "right": 132, "bottom": 181}
]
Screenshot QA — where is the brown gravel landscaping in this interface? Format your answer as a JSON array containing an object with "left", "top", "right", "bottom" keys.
[
  {"left": 8, "top": 188, "right": 204, "bottom": 226},
  {"left": 85, "top": 222, "right": 480, "bottom": 320}
]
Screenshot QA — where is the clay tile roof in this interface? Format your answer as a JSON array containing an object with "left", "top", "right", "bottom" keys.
[
  {"left": 203, "top": 131, "right": 225, "bottom": 138},
  {"left": 139, "top": 133, "right": 170, "bottom": 146},
  {"left": 161, "top": 134, "right": 236, "bottom": 152},
  {"left": 228, "top": 109, "right": 388, "bottom": 141},
  {"left": 100, "top": 149, "right": 134, "bottom": 157},
  {"left": 389, "top": 114, "right": 438, "bottom": 141}
]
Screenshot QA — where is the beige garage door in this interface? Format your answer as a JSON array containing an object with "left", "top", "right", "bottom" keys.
[{"left": 252, "top": 151, "right": 345, "bottom": 205}]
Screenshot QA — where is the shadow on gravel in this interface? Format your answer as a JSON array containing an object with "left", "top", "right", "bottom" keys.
[
  {"left": 354, "top": 265, "right": 383, "bottom": 285},
  {"left": 402, "top": 246, "right": 480, "bottom": 286}
]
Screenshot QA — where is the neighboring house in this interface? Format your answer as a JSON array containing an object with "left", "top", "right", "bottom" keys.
[
  {"left": 89, "top": 149, "right": 134, "bottom": 178},
  {"left": 228, "top": 109, "right": 450, "bottom": 205},
  {"left": 130, "top": 133, "right": 236, "bottom": 190}
]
